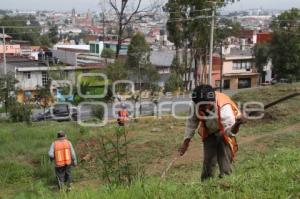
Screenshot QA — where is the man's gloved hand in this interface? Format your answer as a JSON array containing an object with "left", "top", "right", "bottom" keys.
[{"left": 178, "top": 138, "right": 191, "bottom": 156}]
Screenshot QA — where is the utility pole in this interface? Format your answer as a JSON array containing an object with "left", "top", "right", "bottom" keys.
[
  {"left": 208, "top": 2, "right": 216, "bottom": 86},
  {"left": 220, "top": 42, "right": 223, "bottom": 92},
  {"left": 138, "top": 61, "right": 142, "bottom": 115},
  {"left": 2, "top": 26, "right": 7, "bottom": 75}
]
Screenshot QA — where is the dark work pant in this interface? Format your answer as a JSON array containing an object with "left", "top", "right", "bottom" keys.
[
  {"left": 201, "top": 133, "right": 232, "bottom": 181},
  {"left": 55, "top": 165, "right": 72, "bottom": 188}
]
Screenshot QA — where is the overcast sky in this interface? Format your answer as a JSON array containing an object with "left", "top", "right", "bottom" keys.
[{"left": 0, "top": 0, "right": 300, "bottom": 12}]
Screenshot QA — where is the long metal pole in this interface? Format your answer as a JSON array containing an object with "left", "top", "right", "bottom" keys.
[
  {"left": 2, "top": 26, "right": 7, "bottom": 75},
  {"left": 220, "top": 42, "right": 223, "bottom": 92},
  {"left": 208, "top": 3, "right": 216, "bottom": 85},
  {"left": 139, "top": 62, "right": 142, "bottom": 115}
]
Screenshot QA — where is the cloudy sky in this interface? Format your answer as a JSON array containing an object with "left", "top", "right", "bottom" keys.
[{"left": 0, "top": 0, "right": 300, "bottom": 12}]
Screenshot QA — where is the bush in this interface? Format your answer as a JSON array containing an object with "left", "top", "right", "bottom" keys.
[
  {"left": 92, "top": 105, "right": 105, "bottom": 120},
  {"left": 164, "top": 72, "right": 184, "bottom": 93},
  {"left": 8, "top": 102, "right": 32, "bottom": 124}
]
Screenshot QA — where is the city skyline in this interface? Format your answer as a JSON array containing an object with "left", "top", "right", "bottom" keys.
[{"left": 0, "top": 0, "right": 299, "bottom": 12}]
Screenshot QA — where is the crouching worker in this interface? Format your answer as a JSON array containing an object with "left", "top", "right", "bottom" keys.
[
  {"left": 178, "top": 85, "right": 243, "bottom": 181},
  {"left": 48, "top": 131, "right": 77, "bottom": 191}
]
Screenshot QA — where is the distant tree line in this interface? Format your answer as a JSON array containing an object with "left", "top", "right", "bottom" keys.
[{"left": 0, "top": 15, "right": 58, "bottom": 47}]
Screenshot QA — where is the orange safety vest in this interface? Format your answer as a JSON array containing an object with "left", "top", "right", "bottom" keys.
[
  {"left": 118, "top": 109, "right": 128, "bottom": 124},
  {"left": 54, "top": 139, "right": 72, "bottom": 167},
  {"left": 198, "top": 92, "right": 241, "bottom": 161}
]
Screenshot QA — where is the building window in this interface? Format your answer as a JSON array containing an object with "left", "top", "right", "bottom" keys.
[
  {"left": 238, "top": 78, "right": 251, "bottom": 89},
  {"left": 223, "top": 79, "right": 230, "bottom": 90},
  {"left": 42, "top": 72, "right": 49, "bottom": 87},
  {"left": 96, "top": 44, "right": 99, "bottom": 54},
  {"left": 24, "top": 72, "right": 31, "bottom": 79},
  {"left": 90, "top": 44, "right": 95, "bottom": 53},
  {"left": 233, "top": 60, "right": 253, "bottom": 70}
]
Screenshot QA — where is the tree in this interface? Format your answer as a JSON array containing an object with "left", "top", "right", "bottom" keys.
[
  {"left": 164, "top": 71, "right": 184, "bottom": 92},
  {"left": 127, "top": 32, "right": 159, "bottom": 90},
  {"left": 101, "top": 48, "right": 115, "bottom": 60},
  {"left": 49, "top": 25, "right": 59, "bottom": 45},
  {"left": 269, "top": 8, "right": 300, "bottom": 80},
  {"left": 254, "top": 43, "right": 269, "bottom": 74},
  {"left": 164, "top": 0, "right": 236, "bottom": 87},
  {"left": 0, "top": 73, "right": 18, "bottom": 114},
  {"left": 36, "top": 80, "right": 52, "bottom": 113},
  {"left": 0, "top": 16, "right": 41, "bottom": 45},
  {"left": 108, "top": 0, "right": 159, "bottom": 58},
  {"left": 106, "top": 61, "right": 128, "bottom": 82}
]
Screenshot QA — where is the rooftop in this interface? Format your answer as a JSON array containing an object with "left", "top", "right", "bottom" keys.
[
  {"left": 0, "top": 33, "right": 12, "bottom": 39},
  {"left": 225, "top": 48, "right": 253, "bottom": 60},
  {"left": 150, "top": 50, "right": 175, "bottom": 67}
]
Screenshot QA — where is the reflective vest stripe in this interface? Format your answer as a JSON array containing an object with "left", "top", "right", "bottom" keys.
[
  {"left": 118, "top": 110, "right": 128, "bottom": 123},
  {"left": 54, "top": 140, "right": 72, "bottom": 167}
]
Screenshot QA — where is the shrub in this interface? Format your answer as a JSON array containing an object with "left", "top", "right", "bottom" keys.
[{"left": 8, "top": 102, "right": 32, "bottom": 124}]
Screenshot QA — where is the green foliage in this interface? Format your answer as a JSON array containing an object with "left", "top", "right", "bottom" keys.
[
  {"left": 216, "top": 18, "right": 243, "bottom": 43},
  {"left": 270, "top": 8, "right": 300, "bottom": 79},
  {"left": 254, "top": 42, "right": 270, "bottom": 73},
  {"left": 8, "top": 102, "right": 32, "bottom": 124},
  {"left": 127, "top": 32, "right": 159, "bottom": 90},
  {"left": 127, "top": 32, "right": 151, "bottom": 68},
  {"left": 0, "top": 73, "right": 18, "bottom": 114},
  {"left": 164, "top": 72, "right": 184, "bottom": 92},
  {"left": 48, "top": 25, "right": 58, "bottom": 45},
  {"left": 0, "top": 15, "right": 58, "bottom": 46},
  {"left": 36, "top": 80, "right": 52, "bottom": 111},
  {"left": 98, "top": 127, "right": 136, "bottom": 185},
  {"left": 0, "top": 161, "right": 33, "bottom": 184},
  {"left": 101, "top": 48, "right": 115, "bottom": 59},
  {"left": 92, "top": 105, "right": 105, "bottom": 120},
  {"left": 106, "top": 61, "right": 128, "bottom": 82}
]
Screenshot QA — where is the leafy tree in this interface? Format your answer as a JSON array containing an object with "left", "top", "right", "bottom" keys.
[
  {"left": 0, "top": 73, "right": 18, "bottom": 114},
  {"left": 164, "top": 71, "right": 184, "bottom": 92},
  {"left": 101, "top": 48, "right": 115, "bottom": 59},
  {"left": 49, "top": 25, "right": 59, "bottom": 45},
  {"left": 164, "top": 0, "right": 236, "bottom": 86},
  {"left": 127, "top": 32, "right": 159, "bottom": 90},
  {"left": 35, "top": 80, "right": 52, "bottom": 113},
  {"left": 254, "top": 43, "right": 270, "bottom": 74},
  {"left": 106, "top": 61, "right": 128, "bottom": 82},
  {"left": 216, "top": 18, "right": 243, "bottom": 43},
  {"left": 269, "top": 8, "right": 300, "bottom": 80},
  {"left": 0, "top": 16, "right": 41, "bottom": 45}
]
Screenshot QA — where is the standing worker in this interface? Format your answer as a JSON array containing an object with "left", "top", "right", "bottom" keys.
[
  {"left": 178, "top": 85, "right": 244, "bottom": 180},
  {"left": 117, "top": 103, "right": 129, "bottom": 126},
  {"left": 48, "top": 131, "right": 77, "bottom": 191}
]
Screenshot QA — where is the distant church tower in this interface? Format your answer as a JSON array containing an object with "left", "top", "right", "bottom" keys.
[{"left": 72, "top": 8, "right": 76, "bottom": 25}]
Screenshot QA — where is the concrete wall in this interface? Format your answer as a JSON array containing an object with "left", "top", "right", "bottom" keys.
[{"left": 52, "top": 50, "right": 77, "bottom": 66}]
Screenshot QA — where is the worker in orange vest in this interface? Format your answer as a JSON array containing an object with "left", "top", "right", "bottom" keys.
[
  {"left": 178, "top": 85, "right": 244, "bottom": 180},
  {"left": 117, "top": 103, "right": 129, "bottom": 126},
  {"left": 48, "top": 131, "right": 77, "bottom": 190}
]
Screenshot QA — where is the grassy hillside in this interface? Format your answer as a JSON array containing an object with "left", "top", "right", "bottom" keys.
[{"left": 1, "top": 83, "right": 300, "bottom": 198}]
